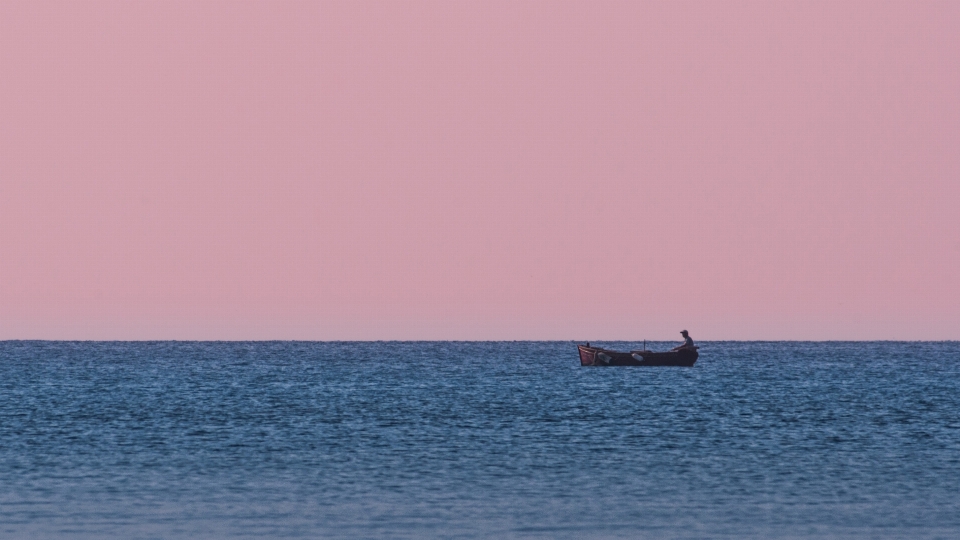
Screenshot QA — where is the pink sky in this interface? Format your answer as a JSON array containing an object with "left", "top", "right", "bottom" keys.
[{"left": 1, "top": 1, "right": 958, "bottom": 340}]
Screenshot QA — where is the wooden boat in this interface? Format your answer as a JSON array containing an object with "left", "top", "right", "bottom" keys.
[{"left": 577, "top": 343, "right": 698, "bottom": 367}]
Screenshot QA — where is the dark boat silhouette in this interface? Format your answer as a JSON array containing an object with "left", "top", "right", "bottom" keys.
[{"left": 577, "top": 343, "right": 698, "bottom": 367}]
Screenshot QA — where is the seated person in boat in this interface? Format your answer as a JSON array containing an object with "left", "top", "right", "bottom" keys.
[{"left": 671, "top": 330, "right": 696, "bottom": 351}]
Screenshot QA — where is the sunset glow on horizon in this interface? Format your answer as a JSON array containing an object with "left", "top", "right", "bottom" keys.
[{"left": 2, "top": 1, "right": 958, "bottom": 340}]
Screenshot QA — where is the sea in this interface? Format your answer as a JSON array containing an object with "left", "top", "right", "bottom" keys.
[{"left": 1, "top": 341, "right": 958, "bottom": 539}]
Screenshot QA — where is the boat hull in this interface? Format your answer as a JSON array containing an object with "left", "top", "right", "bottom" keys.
[{"left": 578, "top": 344, "right": 698, "bottom": 367}]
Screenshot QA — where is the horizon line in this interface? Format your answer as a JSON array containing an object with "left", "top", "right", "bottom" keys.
[{"left": 2, "top": 339, "right": 958, "bottom": 343}]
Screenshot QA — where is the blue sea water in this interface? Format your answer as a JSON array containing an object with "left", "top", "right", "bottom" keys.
[{"left": 1, "top": 341, "right": 959, "bottom": 539}]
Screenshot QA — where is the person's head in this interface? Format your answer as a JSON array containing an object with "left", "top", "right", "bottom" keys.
[{"left": 680, "top": 330, "right": 689, "bottom": 336}]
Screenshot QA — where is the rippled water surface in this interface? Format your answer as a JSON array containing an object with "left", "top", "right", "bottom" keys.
[{"left": 1, "top": 341, "right": 959, "bottom": 539}]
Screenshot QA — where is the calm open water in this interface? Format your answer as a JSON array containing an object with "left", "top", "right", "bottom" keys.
[{"left": 1, "top": 341, "right": 959, "bottom": 539}]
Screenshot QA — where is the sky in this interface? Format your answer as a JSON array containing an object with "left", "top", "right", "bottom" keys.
[{"left": 1, "top": 1, "right": 958, "bottom": 341}]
